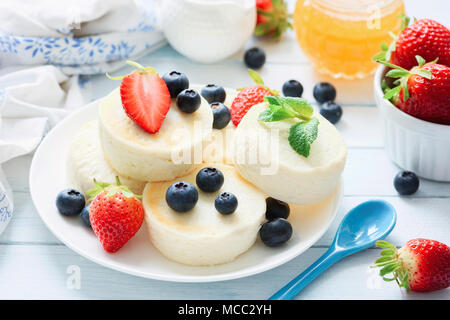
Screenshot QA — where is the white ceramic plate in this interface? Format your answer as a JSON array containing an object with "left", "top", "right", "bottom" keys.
[{"left": 29, "top": 87, "right": 343, "bottom": 283}]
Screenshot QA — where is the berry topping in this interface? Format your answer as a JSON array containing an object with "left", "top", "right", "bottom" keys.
[
  {"left": 196, "top": 167, "right": 224, "bottom": 193},
  {"left": 201, "top": 84, "right": 226, "bottom": 104},
  {"left": 80, "top": 205, "right": 91, "bottom": 228},
  {"left": 231, "top": 70, "right": 278, "bottom": 126},
  {"left": 211, "top": 102, "right": 231, "bottom": 129},
  {"left": 313, "top": 82, "right": 337, "bottom": 104},
  {"left": 244, "top": 47, "right": 266, "bottom": 69},
  {"left": 319, "top": 101, "right": 343, "bottom": 124},
  {"left": 176, "top": 89, "right": 201, "bottom": 113},
  {"left": 265, "top": 197, "right": 290, "bottom": 220},
  {"left": 215, "top": 192, "right": 238, "bottom": 215},
  {"left": 87, "top": 178, "right": 144, "bottom": 253},
  {"left": 260, "top": 218, "right": 293, "bottom": 247},
  {"left": 282, "top": 79, "right": 303, "bottom": 97},
  {"left": 56, "top": 188, "right": 85, "bottom": 216},
  {"left": 107, "top": 61, "right": 171, "bottom": 134},
  {"left": 162, "top": 71, "right": 189, "bottom": 98},
  {"left": 394, "top": 171, "right": 419, "bottom": 195},
  {"left": 166, "top": 181, "right": 199, "bottom": 213}
]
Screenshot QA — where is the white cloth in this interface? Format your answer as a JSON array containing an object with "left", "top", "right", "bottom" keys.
[
  {"left": 0, "top": 0, "right": 165, "bottom": 75},
  {"left": 0, "top": 0, "right": 165, "bottom": 234}
]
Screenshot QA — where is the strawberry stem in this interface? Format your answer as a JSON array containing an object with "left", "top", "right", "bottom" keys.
[
  {"left": 376, "top": 55, "right": 435, "bottom": 103},
  {"left": 106, "top": 60, "right": 157, "bottom": 81},
  {"left": 247, "top": 69, "right": 280, "bottom": 96},
  {"left": 86, "top": 177, "right": 142, "bottom": 202},
  {"left": 372, "top": 240, "right": 411, "bottom": 292},
  {"left": 126, "top": 60, "right": 146, "bottom": 71}
]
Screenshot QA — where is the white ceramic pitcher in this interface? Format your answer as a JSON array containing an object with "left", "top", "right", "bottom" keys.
[{"left": 158, "top": 0, "right": 256, "bottom": 63}]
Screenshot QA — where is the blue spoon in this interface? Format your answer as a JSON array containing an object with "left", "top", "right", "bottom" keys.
[{"left": 269, "top": 200, "right": 396, "bottom": 300}]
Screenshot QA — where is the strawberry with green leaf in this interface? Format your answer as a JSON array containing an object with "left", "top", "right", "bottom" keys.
[
  {"left": 230, "top": 69, "right": 279, "bottom": 126},
  {"left": 87, "top": 178, "right": 144, "bottom": 253},
  {"left": 372, "top": 239, "right": 450, "bottom": 292},
  {"left": 377, "top": 55, "right": 450, "bottom": 125},
  {"left": 374, "top": 15, "right": 450, "bottom": 70},
  {"left": 254, "top": 0, "right": 292, "bottom": 39}
]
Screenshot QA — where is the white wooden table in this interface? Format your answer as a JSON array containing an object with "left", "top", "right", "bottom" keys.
[{"left": 1, "top": 0, "right": 449, "bottom": 300}]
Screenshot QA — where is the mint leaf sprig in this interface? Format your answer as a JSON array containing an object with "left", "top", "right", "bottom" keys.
[{"left": 258, "top": 96, "right": 319, "bottom": 158}]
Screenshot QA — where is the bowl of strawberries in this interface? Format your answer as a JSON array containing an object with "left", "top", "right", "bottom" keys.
[{"left": 373, "top": 16, "right": 450, "bottom": 182}]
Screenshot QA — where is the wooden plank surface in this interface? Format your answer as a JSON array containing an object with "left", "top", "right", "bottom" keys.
[{"left": 0, "top": 0, "right": 449, "bottom": 300}]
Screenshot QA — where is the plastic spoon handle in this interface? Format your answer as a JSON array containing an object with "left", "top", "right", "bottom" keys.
[{"left": 269, "top": 248, "right": 344, "bottom": 300}]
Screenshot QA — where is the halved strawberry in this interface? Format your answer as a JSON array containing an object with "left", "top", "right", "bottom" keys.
[
  {"left": 108, "top": 61, "right": 171, "bottom": 134},
  {"left": 230, "top": 70, "right": 279, "bottom": 126}
]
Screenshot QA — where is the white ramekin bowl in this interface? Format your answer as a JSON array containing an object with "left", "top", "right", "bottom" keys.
[{"left": 374, "top": 65, "right": 450, "bottom": 182}]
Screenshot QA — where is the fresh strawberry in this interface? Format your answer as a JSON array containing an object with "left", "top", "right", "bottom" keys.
[
  {"left": 108, "top": 61, "right": 171, "bottom": 134},
  {"left": 378, "top": 56, "right": 450, "bottom": 125},
  {"left": 230, "top": 70, "right": 278, "bottom": 126},
  {"left": 87, "top": 178, "right": 144, "bottom": 253},
  {"left": 255, "top": 0, "right": 292, "bottom": 39},
  {"left": 375, "top": 17, "right": 450, "bottom": 70},
  {"left": 372, "top": 239, "right": 450, "bottom": 292}
]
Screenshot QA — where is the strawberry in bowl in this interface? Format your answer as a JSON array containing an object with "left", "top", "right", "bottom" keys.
[
  {"left": 374, "top": 16, "right": 450, "bottom": 182},
  {"left": 375, "top": 16, "right": 450, "bottom": 70},
  {"left": 379, "top": 56, "right": 450, "bottom": 125}
]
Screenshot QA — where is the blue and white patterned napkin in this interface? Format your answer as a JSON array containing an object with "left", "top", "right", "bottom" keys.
[
  {"left": 0, "top": 0, "right": 166, "bottom": 235},
  {"left": 0, "top": 0, "right": 165, "bottom": 75}
]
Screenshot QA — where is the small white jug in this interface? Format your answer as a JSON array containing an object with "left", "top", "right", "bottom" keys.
[{"left": 158, "top": 0, "right": 256, "bottom": 63}]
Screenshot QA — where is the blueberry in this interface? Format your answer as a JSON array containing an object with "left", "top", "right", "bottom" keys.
[
  {"left": 201, "top": 84, "right": 226, "bottom": 104},
  {"left": 260, "top": 218, "right": 293, "bottom": 247},
  {"left": 196, "top": 167, "right": 224, "bottom": 193},
  {"left": 162, "top": 71, "right": 189, "bottom": 98},
  {"left": 210, "top": 102, "right": 231, "bottom": 129},
  {"left": 282, "top": 80, "right": 303, "bottom": 97},
  {"left": 56, "top": 188, "right": 85, "bottom": 216},
  {"left": 394, "top": 171, "right": 420, "bottom": 195},
  {"left": 265, "top": 197, "right": 290, "bottom": 220},
  {"left": 81, "top": 204, "right": 91, "bottom": 228},
  {"left": 215, "top": 192, "right": 238, "bottom": 215},
  {"left": 244, "top": 47, "right": 266, "bottom": 69},
  {"left": 313, "top": 82, "right": 336, "bottom": 103},
  {"left": 176, "top": 89, "right": 201, "bottom": 113},
  {"left": 166, "top": 181, "right": 199, "bottom": 212},
  {"left": 320, "top": 101, "right": 343, "bottom": 124}
]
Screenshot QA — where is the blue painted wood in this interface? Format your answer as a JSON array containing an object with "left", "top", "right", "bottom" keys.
[{"left": 0, "top": 0, "right": 449, "bottom": 300}]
